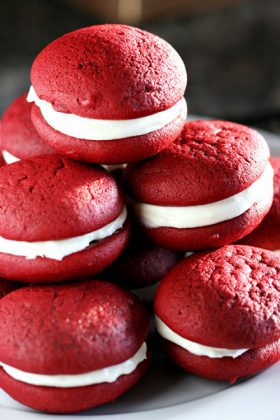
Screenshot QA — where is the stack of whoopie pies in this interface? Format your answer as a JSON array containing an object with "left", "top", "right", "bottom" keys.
[{"left": 0, "top": 24, "right": 280, "bottom": 414}]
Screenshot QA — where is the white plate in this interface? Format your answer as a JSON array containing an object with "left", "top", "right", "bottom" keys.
[{"left": 0, "top": 124, "right": 279, "bottom": 420}]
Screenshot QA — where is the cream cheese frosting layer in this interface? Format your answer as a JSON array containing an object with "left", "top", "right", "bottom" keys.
[
  {"left": 0, "top": 207, "right": 127, "bottom": 261},
  {"left": 2, "top": 150, "right": 20, "bottom": 164},
  {"left": 102, "top": 164, "right": 127, "bottom": 172},
  {"left": 0, "top": 342, "right": 147, "bottom": 388},
  {"left": 134, "top": 163, "right": 273, "bottom": 229},
  {"left": 155, "top": 316, "right": 248, "bottom": 359},
  {"left": 184, "top": 252, "right": 194, "bottom": 258},
  {"left": 27, "top": 86, "right": 187, "bottom": 141}
]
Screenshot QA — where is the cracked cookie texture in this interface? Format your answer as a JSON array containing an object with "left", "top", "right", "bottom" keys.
[
  {"left": 0, "top": 154, "right": 123, "bottom": 241},
  {"left": 125, "top": 120, "right": 269, "bottom": 205}
]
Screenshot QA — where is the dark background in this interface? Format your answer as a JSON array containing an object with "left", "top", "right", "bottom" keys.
[{"left": 1, "top": 0, "right": 280, "bottom": 134}]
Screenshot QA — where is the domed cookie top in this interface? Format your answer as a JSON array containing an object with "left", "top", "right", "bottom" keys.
[
  {"left": 30, "top": 24, "right": 186, "bottom": 119},
  {"left": 155, "top": 245, "right": 280, "bottom": 349},
  {"left": 0, "top": 154, "right": 124, "bottom": 242}
]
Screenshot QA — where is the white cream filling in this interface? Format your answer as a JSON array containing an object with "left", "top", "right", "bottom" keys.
[
  {"left": 0, "top": 207, "right": 127, "bottom": 261},
  {"left": 155, "top": 316, "right": 248, "bottom": 359},
  {"left": 27, "top": 86, "right": 187, "bottom": 140},
  {"left": 134, "top": 163, "right": 273, "bottom": 229},
  {"left": 0, "top": 342, "right": 147, "bottom": 388},
  {"left": 184, "top": 252, "right": 194, "bottom": 258},
  {"left": 2, "top": 150, "right": 20, "bottom": 164},
  {"left": 102, "top": 164, "right": 127, "bottom": 172},
  {"left": 273, "top": 250, "right": 280, "bottom": 254}
]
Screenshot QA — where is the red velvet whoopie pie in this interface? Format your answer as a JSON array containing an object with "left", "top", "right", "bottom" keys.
[
  {"left": 0, "top": 280, "right": 150, "bottom": 413},
  {"left": 125, "top": 120, "right": 273, "bottom": 251},
  {"left": 0, "top": 154, "right": 129, "bottom": 283},
  {"left": 28, "top": 24, "right": 187, "bottom": 164},
  {"left": 154, "top": 245, "right": 280, "bottom": 383}
]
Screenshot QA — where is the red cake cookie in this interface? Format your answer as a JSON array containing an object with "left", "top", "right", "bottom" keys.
[
  {"left": 106, "top": 230, "right": 181, "bottom": 289},
  {"left": 0, "top": 154, "right": 129, "bottom": 283},
  {"left": 28, "top": 24, "right": 187, "bottom": 164},
  {"left": 115, "top": 245, "right": 181, "bottom": 289},
  {"left": 0, "top": 280, "right": 150, "bottom": 413},
  {"left": 104, "top": 226, "right": 182, "bottom": 301},
  {"left": 240, "top": 157, "right": 280, "bottom": 251},
  {"left": 154, "top": 245, "right": 280, "bottom": 383},
  {"left": 125, "top": 120, "right": 273, "bottom": 251},
  {"left": 1, "top": 93, "right": 54, "bottom": 163}
]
